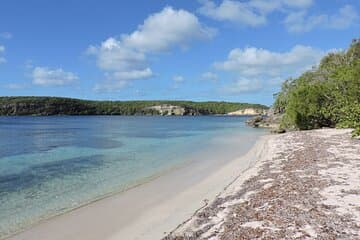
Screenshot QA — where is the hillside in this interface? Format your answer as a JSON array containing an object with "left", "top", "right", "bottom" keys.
[{"left": 0, "top": 97, "right": 268, "bottom": 116}]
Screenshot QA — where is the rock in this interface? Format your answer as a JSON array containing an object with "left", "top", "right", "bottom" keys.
[
  {"left": 271, "top": 128, "right": 286, "bottom": 134},
  {"left": 246, "top": 107, "right": 283, "bottom": 131},
  {"left": 246, "top": 116, "right": 264, "bottom": 128}
]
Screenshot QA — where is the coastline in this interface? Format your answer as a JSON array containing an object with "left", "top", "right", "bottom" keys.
[
  {"left": 9, "top": 128, "right": 358, "bottom": 240},
  {"left": 7, "top": 130, "right": 267, "bottom": 240},
  {"left": 166, "top": 129, "right": 360, "bottom": 239}
]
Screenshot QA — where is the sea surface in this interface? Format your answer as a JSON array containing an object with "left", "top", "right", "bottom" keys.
[{"left": 0, "top": 116, "right": 264, "bottom": 238}]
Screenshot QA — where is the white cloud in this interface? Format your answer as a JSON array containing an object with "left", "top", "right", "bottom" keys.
[
  {"left": 214, "top": 45, "right": 326, "bottom": 92},
  {"left": 122, "top": 7, "right": 215, "bottom": 52},
  {"left": 328, "top": 5, "right": 359, "bottom": 29},
  {"left": 284, "top": 11, "right": 324, "bottom": 33},
  {"left": 87, "top": 38, "right": 147, "bottom": 72},
  {"left": 32, "top": 67, "right": 79, "bottom": 86},
  {"left": 0, "top": 45, "right": 6, "bottom": 63},
  {"left": 201, "top": 72, "right": 219, "bottom": 81},
  {"left": 198, "top": 0, "right": 266, "bottom": 26},
  {"left": 88, "top": 6, "right": 215, "bottom": 92},
  {"left": 284, "top": 5, "right": 359, "bottom": 33},
  {"left": 198, "top": 0, "right": 313, "bottom": 26},
  {"left": 214, "top": 45, "right": 324, "bottom": 77},
  {"left": 199, "top": 1, "right": 358, "bottom": 32},
  {"left": 0, "top": 32, "right": 12, "bottom": 39}
]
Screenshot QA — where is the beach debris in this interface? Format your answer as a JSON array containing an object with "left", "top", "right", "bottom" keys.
[{"left": 164, "top": 129, "right": 360, "bottom": 240}]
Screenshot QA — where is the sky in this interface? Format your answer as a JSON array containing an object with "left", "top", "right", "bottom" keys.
[{"left": 0, "top": 0, "right": 359, "bottom": 105}]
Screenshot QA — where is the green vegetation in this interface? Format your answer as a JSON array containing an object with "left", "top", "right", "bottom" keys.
[
  {"left": 274, "top": 39, "right": 360, "bottom": 136},
  {"left": 0, "top": 97, "right": 268, "bottom": 116}
]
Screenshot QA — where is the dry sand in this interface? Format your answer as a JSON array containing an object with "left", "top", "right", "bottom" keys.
[{"left": 165, "top": 129, "right": 360, "bottom": 239}]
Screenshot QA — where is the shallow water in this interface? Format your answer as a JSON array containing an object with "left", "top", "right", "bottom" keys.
[{"left": 0, "top": 116, "right": 264, "bottom": 238}]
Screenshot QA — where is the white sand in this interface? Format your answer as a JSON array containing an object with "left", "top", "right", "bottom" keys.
[
  {"left": 169, "top": 128, "right": 360, "bottom": 239},
  {"left": 8, "top": 132, "right": 271, "bottom": 240}
]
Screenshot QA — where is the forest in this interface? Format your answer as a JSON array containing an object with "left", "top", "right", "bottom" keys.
[{"left": 0, "top": 97, "right": 268, "bottom": 116}]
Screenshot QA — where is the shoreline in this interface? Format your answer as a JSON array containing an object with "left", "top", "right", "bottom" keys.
[
  {"left": 166, "top": 129, "right": 360, "bottom": 239},
  {"left": 7, "top": 130, "right": 267, "bottom": 240}
]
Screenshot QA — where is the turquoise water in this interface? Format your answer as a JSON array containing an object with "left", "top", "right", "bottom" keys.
[{"left": 0, "top": 116, "right": 264, "bottom": 238}]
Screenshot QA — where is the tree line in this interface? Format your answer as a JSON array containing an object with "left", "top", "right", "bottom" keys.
[{"left": 0, "top": 97, "right": 268, "bottom": 116}]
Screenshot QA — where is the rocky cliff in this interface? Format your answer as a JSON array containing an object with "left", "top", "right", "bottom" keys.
[
  {"left": 227, "top": 108, "right": 267, "bottom": 116},
  {"left": 144, "top": 104, "right": 195, "bottom": 116}
]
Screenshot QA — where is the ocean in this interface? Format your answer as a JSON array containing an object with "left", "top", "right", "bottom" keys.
[{"left": 0, "top": 116, "right": 264, "bottom": 238}]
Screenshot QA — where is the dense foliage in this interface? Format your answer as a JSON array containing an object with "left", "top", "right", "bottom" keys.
[
  {"left": 274, "top": 39, "right": 360, "bottom": 136},
  {"left": 0, "top": 97, "right": 268, "bottom": 116}
]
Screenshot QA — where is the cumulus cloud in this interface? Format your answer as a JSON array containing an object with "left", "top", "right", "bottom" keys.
[
  {"left": 88, "top": 7, "right": 215, "bottom": 92},
  {"left": 199, "top": 1, "right": 358, "bottom": 32},
  {"left": 215, "top": 45, "right": 324, "bottom": 77},
  {"left": 284, "top": 5, "right": 359, "bottom": 33},
  {"left": 214, "top": 45, "right": 326, "bottom": 92},
  {"left": 198, "top": 0, "right": 313, "bottom": 26},
  {"left": 122, "top": 7, "right": 215, "bottom": 52},
  {"left": 87, "top": 39, "right": 147, "bottom": 72},
  {"left": 32, "top": 67, "right": 79, "bottom": 86},
  {"left": 198, "top": 0, "right": 266, "bottom": 26}
]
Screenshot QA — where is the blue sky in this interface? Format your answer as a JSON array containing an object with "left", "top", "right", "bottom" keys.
[{"left": 0, "top": 0, "right": 359, "bottom": 105}]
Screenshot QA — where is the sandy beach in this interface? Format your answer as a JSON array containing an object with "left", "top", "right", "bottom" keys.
[
  {"left": 1, "top": 2, "right": 358, "bottom": 239},
  {"left": 166, "top": 129, "right": 360, "bottom": 239},
  {"left": 7, "top": 131, "right": 266, "bottom": 240},
  {"left": 8, "top": 129, "right": 360, "bottom": 240}
]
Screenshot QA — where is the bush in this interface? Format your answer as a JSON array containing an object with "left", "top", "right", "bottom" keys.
[{"left": 274, "top": 39, "right": 360, "bottom": 137}]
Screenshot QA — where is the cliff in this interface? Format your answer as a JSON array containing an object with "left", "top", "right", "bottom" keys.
[
  {"left": 144, "top": 104, "right": 198, "bottom": 116},
  {"left": 227, "top": 108, "right": 267, "bottom": 116}
]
